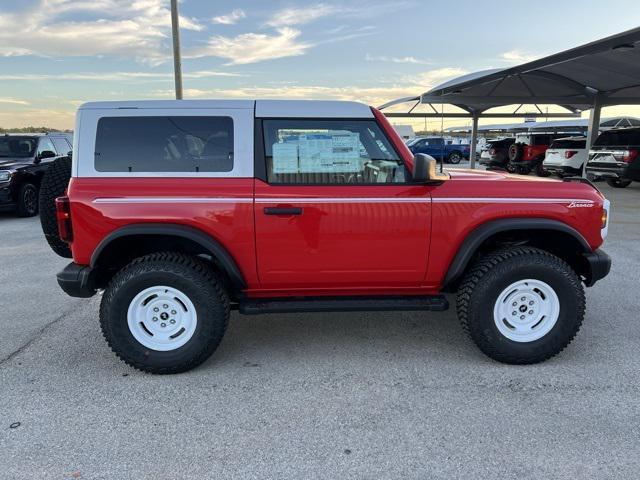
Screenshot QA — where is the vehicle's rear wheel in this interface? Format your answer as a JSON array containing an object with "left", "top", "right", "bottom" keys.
[
  {"left": 17, "top": 183, "right": 39, "bottom": 217},
  {"left": 39, "top": 156, "right": 72, "bottom": 257},
  {"left": 457, "top": 246, "right": 584, "bottom": 364},
  {"left": 448, "top": 151, "right": 462, "bottom": 164},
  {"left": 606, "top": 178, "right": 632, "bottom": 188},
  {"left": 100, "top": 252, "right": 230, "bottom": 374}
]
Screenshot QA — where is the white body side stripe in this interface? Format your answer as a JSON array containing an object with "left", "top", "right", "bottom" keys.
[
  {"left": 432, "top": 197, "right": 594, "bottom": 204},
  {"left": 254, "top": 197, "right": 431, "bottom": 204},
  {"left": 92, "top": 196, "right": 595, "bottom": 205},
  {"left": 93, "top": 197, "right": 253, "bottom": 204}
]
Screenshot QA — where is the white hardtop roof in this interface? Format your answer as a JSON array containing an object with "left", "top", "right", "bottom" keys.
[{"left": 79, "top": 99, "right": 373, "bottom": 118}]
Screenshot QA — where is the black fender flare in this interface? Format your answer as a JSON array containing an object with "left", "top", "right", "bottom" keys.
[
  {"left": 441, "top": 218, "right": 592, "bottom": 290},
  {"left": 91, "top": 223, "right": 247, "bottom": 291}
]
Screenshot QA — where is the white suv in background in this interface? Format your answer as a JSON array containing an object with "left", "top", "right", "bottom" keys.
[{"left": 542, "top": 136, "right": 587, "bottom": 177}]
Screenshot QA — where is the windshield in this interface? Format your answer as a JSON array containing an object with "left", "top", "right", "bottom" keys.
[{"left": 0, "top": 136, "right": 37, "bottom": 158}]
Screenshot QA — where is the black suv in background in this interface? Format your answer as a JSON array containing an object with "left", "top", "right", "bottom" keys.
[
  {"left": 586, "top": 127, "right": 640, "bottom": 188},
  {"left": 0, "top": 133, "right": 72, "bottom": 216},
  {"left": 479, "top": 137, "right": 515, "bottom": 170}
]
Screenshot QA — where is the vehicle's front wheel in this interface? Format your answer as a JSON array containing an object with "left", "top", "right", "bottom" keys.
[
  {"left": 17, "top": 183, "right": 39, "bottom": 217},
  {"left": 100, "top": 252, "right": 230, "bottom": 374},
  {"left": 448, "top": 151, "right": 463, "bottom": 164},
  {"left": 606, "top": 178, "right": 632, "bottom": 188},
  {"left": 457, "top": 246, "right": 585, "bottom": 364}
]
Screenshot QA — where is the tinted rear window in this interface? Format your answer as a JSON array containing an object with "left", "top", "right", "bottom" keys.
[
  {"left": 95, "top": 116, "right": 234, "bottom": 172},
  {"left": 594, "top": 129, "right": 640, "bottom": 148},
  {"left": 550, "top": 138, "right": 586, "bottom": 149}
]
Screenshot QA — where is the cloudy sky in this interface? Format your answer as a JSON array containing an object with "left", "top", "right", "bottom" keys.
[{"left": 0, "top": 0, "right": 639, "bottom": 129}]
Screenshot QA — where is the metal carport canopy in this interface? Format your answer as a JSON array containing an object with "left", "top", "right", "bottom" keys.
[{"left": 379, "top": 26, "right": 640, "bottom": 168}]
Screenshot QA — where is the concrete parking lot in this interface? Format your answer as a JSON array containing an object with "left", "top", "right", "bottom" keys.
[{"left": 1, "top": 181, "right": 639, "bottom": 479}]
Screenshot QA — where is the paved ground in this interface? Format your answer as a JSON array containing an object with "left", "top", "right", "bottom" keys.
[{"left": 1, "top": 181, "right": 639, "bottom": 479}]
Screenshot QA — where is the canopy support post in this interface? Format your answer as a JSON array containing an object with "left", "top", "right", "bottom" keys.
[
  {"left": 469, "top": 113, "right": 479, "bottom": 169},
  {"left": 584, "top": 94, "right": 602, "bottom": 176}
]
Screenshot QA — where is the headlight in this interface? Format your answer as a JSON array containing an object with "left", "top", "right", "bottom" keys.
[{"left": 0, "top": 170, "right": 12, "bottom": 182}]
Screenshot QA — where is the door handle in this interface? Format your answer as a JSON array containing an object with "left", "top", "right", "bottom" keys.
[{"left": 264, "top": 207, "right": 303, "bottom": 216}]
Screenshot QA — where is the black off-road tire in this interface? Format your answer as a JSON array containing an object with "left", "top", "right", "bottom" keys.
[
  {"left": 16, "top": 182, "right": 39, "bottom": 217},
  {"left": 606, "top": 178, "right": 632, "bottom": 188},
  {"left": 508, "top": 143, "right": 523, "bottom": 162},
  {"left": 456, "top": 246, "right": 585, "bottom": 365},
  {"left": 100, "top": 252, "right": 230, "bottom": 374},
  {"left": 39, "top": 156, "right": 72, "bottom": 257},
  {"left": 448, "top": 151, "right": 463, "bottom": 164}
]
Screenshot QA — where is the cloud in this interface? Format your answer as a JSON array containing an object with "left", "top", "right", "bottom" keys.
[
  {"left": 366, "top": 54, "right": 430, "bottom": 65},
  {"left": 187, "top": 28, "right": 310, "bottom": 65},
  {"left": 265, "top": 2, "right": 416, "bottom": 27},
  {"left": 0, "top": 97, "right": 30, "bottom": 105},
  {"left": 151, "top": 85, "right": 418, "bottom": 107},
  {"left": 212, "top": 9, "right": 246, "bottom": 25},
  {"left": 500, "top": 50, "right": 540, "bottom": 64},
  {"left": 146, "top": 67, "right": 467, "bottom": 107},
  {"left": 411, "top": 68, "right": 468, "bottom": 87},
  {"left": 0, "top": 0, "right": 203, "bottom": 65},
  {"left": 0, "top": 71, "right": 242, "bottom": 81},
  {"left": 265, "top": 4, "right": 340, "bottom": 27}
]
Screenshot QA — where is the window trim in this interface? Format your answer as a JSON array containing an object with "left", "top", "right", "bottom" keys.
[{"left": 256, "top": 117, "right": 415, "bottom": 186}]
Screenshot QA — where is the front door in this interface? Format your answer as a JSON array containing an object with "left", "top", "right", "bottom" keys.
[{"left": 254, "top": 117, "right": 433, "bottom": 291}]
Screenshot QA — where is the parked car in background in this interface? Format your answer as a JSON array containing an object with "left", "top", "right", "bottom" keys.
[
  {"left": 405, "top": 136, "right": 424, "bottom": 147},
  {"left": 586, "top": 127, "right": 640, "bottom": 188},
  {"left": 479, "top": 143, "right": 491, "bottom": 163},
  {"left": 408, "top": 136, "right": 470, "bottom": 164},
  {"left": 542, "top": 136, "right": 587, "bottom": 177},
  {"left": 480, "top": 137, "right": 516, "bottom": 170},
  {"left": 476, "top": 137, "right": 489, "bottom": 160},
  {"left": 0, "top": 132, "right": 72, "bottom": 216},
  {"left": 508, "top": 132, "right": 574, "bottom": 176}
]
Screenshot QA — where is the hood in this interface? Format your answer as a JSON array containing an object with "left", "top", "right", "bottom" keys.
[{"left": 0, "top": 157, "right": 33, "bottom": 169}]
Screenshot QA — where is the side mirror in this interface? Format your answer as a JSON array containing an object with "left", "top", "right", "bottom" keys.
[
  {"left": 413, "top": 153, "right": 449, "bottom": 182},
  {"left": 38, "top": 150, "right": 57, "bottom": 161}
]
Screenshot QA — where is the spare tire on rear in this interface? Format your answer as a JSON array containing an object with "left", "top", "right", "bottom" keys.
[
  {"left": 508, "top": 143, "right": 523, "bottom": 162},
  {"left": 39, "top": 156, "right": 72, "bottom": 258}
]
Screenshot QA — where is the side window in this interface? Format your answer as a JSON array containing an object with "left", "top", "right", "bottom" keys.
[
  {"left": 94, "top": 116, "right": 233, "bottom": 172},
  {"left": 51, "top": 137, "right": 70, "bottom": 155},
  {"left": 263, "top": 119, "right": 408, "bottom": 184},
  {"left": 38, "top": 137, "right": 57, "bottom": 156}
]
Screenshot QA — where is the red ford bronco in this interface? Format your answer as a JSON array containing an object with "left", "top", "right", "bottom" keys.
[{"left": 40, "top": 100, "right": 611, "bottom": 374}]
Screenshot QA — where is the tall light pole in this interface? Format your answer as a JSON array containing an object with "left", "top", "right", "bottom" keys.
[{"left": 170, "top": 0, "right": 183, "bottom": 99}]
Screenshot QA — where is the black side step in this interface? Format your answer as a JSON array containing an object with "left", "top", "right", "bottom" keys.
[{"left": 239, "top": 295, "right": 449, "bottom": 315}]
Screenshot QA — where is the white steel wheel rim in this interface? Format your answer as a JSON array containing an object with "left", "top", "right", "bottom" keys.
[
  {"left": 493, "top": 279, "right": 560, "bottom": 343},
  {"left": 127, "top": 286, "right": 198, "bottom": 351}
]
